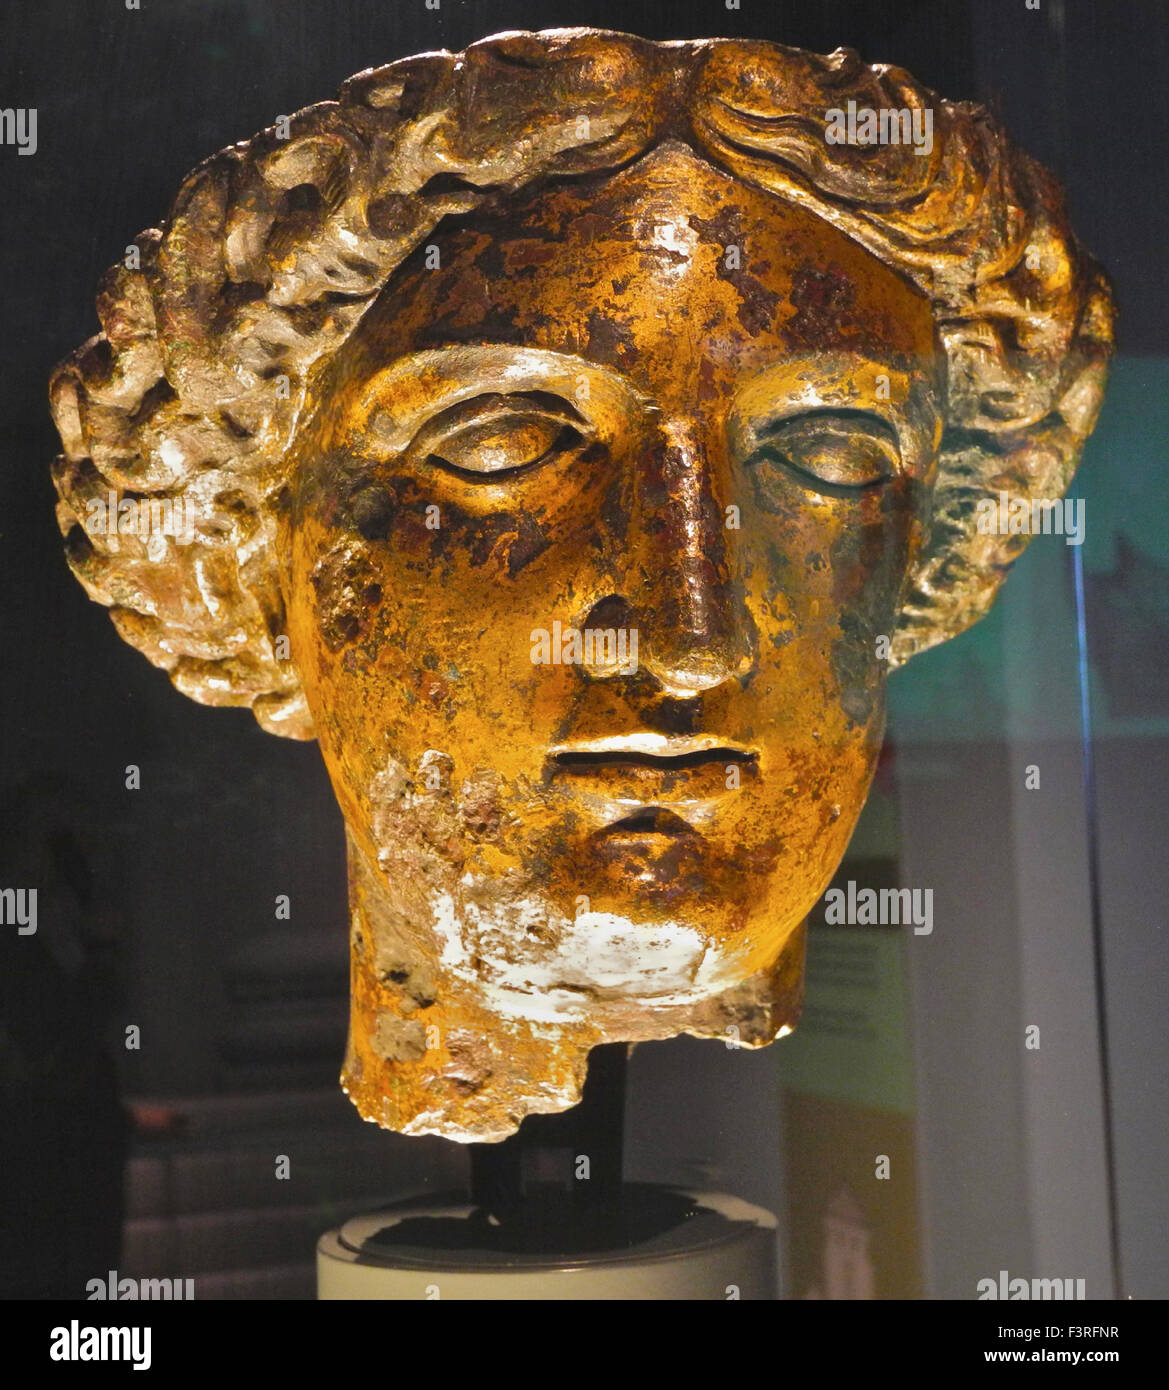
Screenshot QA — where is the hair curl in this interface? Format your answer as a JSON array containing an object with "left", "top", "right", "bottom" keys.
[{"left": 49, "top": 28, "right": 1114, "bottom": 740}]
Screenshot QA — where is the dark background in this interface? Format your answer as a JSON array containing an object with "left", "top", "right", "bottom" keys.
[{"left": 1, "top": 0, "right": 1165, "bottom": 1301}]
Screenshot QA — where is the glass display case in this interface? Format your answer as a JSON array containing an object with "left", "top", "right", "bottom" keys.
[{"left": 1, "top": 0, "right": 1164, "bottom": 1326}]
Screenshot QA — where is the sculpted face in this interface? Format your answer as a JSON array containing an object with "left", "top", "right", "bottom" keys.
[
  {"left": 48, "top": 33, "right": 1115, "bottom": 1144},
  {"left": 279, "top": 142, "right": 942, "bottom": 1135}
]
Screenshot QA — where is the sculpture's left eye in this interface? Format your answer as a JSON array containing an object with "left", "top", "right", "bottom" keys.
[
  {"left": 746, "top": 411, "right": 900, "bottom": 497},
  {"left": 404, "top": 392, "right": 589, "bottom": 479}
]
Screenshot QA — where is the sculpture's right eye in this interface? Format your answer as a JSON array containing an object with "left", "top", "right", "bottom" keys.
[{"left": 402, "top": 392, "right": 590, "bottom": 480}]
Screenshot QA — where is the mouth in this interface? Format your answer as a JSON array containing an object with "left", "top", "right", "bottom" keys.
[
  {"left": 549, "top": 735, "right": 757, "bottom": 773},
  {"left": 547, "top": 736, "right": 757, "bottom": 832}
]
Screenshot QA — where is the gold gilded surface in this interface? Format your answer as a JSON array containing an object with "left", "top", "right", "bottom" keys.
[{"left": 48, "top": 30, "right": 1113, "bottom": 1140}]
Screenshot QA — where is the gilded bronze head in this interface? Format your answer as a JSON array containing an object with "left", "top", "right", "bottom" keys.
[{"left": 49, "top": 30, "right": 1113, "bottom": 1139}]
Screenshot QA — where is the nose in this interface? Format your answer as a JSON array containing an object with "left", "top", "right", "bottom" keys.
[{"left": 591, "top": 418, "right": 757, "bottom": 697}]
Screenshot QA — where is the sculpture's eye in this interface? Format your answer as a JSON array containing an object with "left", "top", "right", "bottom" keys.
[
  {"left": 748, "top": 411, "right": 900, "bottom": 496},
  {"left": 404, "top": 392, "right": 590, "bottom": 479}
]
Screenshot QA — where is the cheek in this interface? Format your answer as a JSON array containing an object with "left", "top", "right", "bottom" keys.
[
  {"left": 746, "top": 483, "right": 912, "bottom": 728},
  {"left": 828, "top": 482, "right": 917, "bottom": 615},
  {"left": 287, "top": 495, "right": 570, "bottom": 811},
  {"left": 826, "top": 486, "right": 914, "bottom": 727},
  {"left": 299, "top": 460, "right": 620, "bottom": 706},
  {"left": 307, "top": 537, "right": 384, "bottom": 652},
  {"left": 282, "top": 527, "right": 380, "bottom": 820}
]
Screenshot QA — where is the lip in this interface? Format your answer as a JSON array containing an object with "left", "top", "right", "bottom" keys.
[
  {"left": 595, "top": 806, "right": 698, "bottom": 840},
  {"left": 548, "top": 735, "right": 757, "bottom": 769},
  {"left": 546, "top": 735, "right": 757, "bottom": 830}
]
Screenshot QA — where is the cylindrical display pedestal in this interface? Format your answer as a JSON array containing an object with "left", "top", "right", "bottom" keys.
[{"left": 318, "top": 1185, "right": 776, "bottom": 1299}]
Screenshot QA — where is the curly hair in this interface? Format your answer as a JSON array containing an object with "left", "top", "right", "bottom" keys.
[{"left": 49, "top": 28, "right": 1114, "bottom": 740}]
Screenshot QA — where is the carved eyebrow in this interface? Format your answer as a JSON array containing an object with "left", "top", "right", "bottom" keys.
[
  {"left": 734, "top": 402, "right": 912, "bottom": 472},
  {"left": 400, "top": 391, "right": 594, "bottom": 474},
  {"left": 346, "top": 345, "right": 649, "bottom": 451},
  {"left": 727, "top": 353, "right": 942, "bottom": 468},
  {"left": 356, "top": 347, "right": 645, "bottom": 410},
  {"left": 385, "top": 388, "right": 590, "bottom": 446},
  {"left": 753, "top": 408, "right": 900, "bottom": 444}
]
